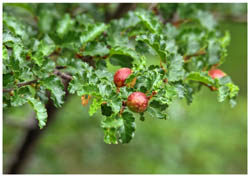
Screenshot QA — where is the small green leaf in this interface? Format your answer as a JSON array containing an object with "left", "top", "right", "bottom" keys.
[
  {"left": 103, "top": 128, "right": 118, "bottom": 144},
  {"left": 101, "top": 104, "right": 113, "bottom": 117},
  {"left": 56, "top": 14, "right": 74, "bottom": 38},
  {"left": 110, "top": 46, "right": 140, "bottom": 60},
  {"left": 83, "top": 42, "right": 109, "bottom": 57},
  {"left": 119, "top": 111, "right": 136, "bottom": 144},
  {"left": 218, "top": 83, "right": 239, "bottom": 105},
  {"left": 89, "top": 98, "right": 102, "bottom": 116},
  {"left": 147, "top": 106, "right": 168, "bottom": 120},
  {"left": 208, "top": 39, "right": 221, "bottom": 65},
  {"left": 3, "top": 31, "right": 21, "bottom": 44},
  {"left": 107, "top": 94, "right": 122, "bottom": 114},
  {"left": 3, "top": 13, "right": 28, "bottom": 40},
  {"left": 38, "top": 9, "right": 54, "bottom": 33},
  {"left": 80, "top": 23, "right": 106, "bottom": 45},
  {"left": 196, "top": 10, "right": 217, "bottom": 30},
  {"left": 109, "top": 55, "right": 133, "bottom": 68},
  {"left": 101, "top": 115, "right": 123, "bottom": 129},
  {"left": 186, "top": 71, "right": 215, "bottom": 85},
  {"left": 167, "top": 54, "right": 185, "bottom": 82},
  {"left": 10, "top": 87, "right": 31, "bottom": 107},
  {"left": 147, "top": 100, "right": 169, "bottom": 120},
  {"left": 135, "top": 9, "right": 161, "bottom": 33},
  {"left": 136, "top": 33, "right": 168, "bottom": 61},
  {"left": 40, "top": 76, "right": 65, "bottom": 108},
  {"left": 27, "top": 97, "right": 48, "bottom": 129},
  {"left": 13, "top": 43, "right": 24, "bottom": 65},
  {"left": 3, "top": 45, "right": 8, "bottom": 58}
]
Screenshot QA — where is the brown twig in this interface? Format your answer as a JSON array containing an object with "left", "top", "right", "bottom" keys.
[
  {"left": 119, "top": 101, "right": 127, "bottom": 115},
  {"left": 3, "top": 70, "right": 72, "bottom": 93},
  {"left": 53, "top": 69, "right": 72, "bottom": 80},
  {"left": 172, "top": 18, "right": 191, "bottom": 28},
  {"left": 75, "top": 53, "right": 96, "bottom": 68},
  {"left": 147, "top": 91, "right": 157, "bottom": 100},
  {"left": 201, "top": 83, "right": 217, "bottom": 91},
  {"left": 56, "top": 66, "right": 67, "bottom": 70},
  {"left": 3, "top": 80, "right": 38, "bottom": 93},
  {"left": 160, "top": 60, "right": 167, "bottom": 73},
  {"left": 183, "top": 49, "right": 206, "bottom": 62}
]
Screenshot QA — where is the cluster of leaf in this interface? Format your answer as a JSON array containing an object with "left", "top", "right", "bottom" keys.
[{"left": 3, "top": 3, "right": 239, "bottom": 144}]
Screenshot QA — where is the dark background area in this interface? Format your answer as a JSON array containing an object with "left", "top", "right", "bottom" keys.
[{"left": 3, "top": 3, "right": 247, "bottom": 174}]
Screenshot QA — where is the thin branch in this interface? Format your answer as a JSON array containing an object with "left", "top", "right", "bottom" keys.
[
  {"left": 184, "top": 49, "right": 206, "bottom": 62},
  {"left": 75, "top": 54, "right": 96, "bottom": 68},
  {"left": 3, "top": 79, "right": 38, "bottom": 93},
  {"left": 3, "top": 70, "right": 72, "bottom": 93},
  {"left": 56, "top": 66, "right": 67, "bottom": 70},
  {"left": 53, "top": 69, "right": 72, "bottom": 80}
]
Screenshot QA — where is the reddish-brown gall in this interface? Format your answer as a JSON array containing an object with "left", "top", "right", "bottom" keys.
[{"left": 127, "top": 92, "right": 149, "bottom": 113}]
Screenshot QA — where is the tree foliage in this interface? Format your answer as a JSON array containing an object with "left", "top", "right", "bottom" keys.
[{"left": 3, "top": 3, "right": 239, "bottom": 144}]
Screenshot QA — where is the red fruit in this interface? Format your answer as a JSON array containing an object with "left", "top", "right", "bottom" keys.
[
  {"left": 127, "top": 92, "right": 149, "bottom": 113},
  {"left": 208, "top": 69, "right": 226, "bottom": 79},
  {"left": 114, "top": 68, "right": 134, "bottom": 87}
]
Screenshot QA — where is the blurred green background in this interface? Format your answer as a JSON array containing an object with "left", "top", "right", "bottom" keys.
[{"left": 3, "top": 3, "right": 247, "bottom": 174}]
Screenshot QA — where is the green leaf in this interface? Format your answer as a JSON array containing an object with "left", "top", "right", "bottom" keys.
[
  {"left": 136, "top": 34, "right": 168, "bottom": 62},
  {"left": 80, "top": 23, "right": 106, "bottom": 45},
  {"left": 75, "top": 14, "right": 95, "bottom": 26},
  {"left": 207, "top": 39, "right": 221, "bottom": 65},
  {"left": 196, "top": 10, "right": 217, "bottom": 30},
  {"left": 3, "top": 73, "right": 15, "bottom": 87},
  {"left": 3, "top": 31, "right": 21, "bottom": 45},
  {"left": 186, "top": 71, "right": 215, "bottom": 85},
  {"left": 107, "top": 94, "right": 122, "bottom": 114},
  {"left": 56, "top": 14, "right": 74, "bottom": 38},
  {"left": 32, "top": 35, "right": 56, "bottom": 66},
  {"left": 101, "top": 104, "right": 113, "bottom": 117},
  {"left": 218, "top": 31, "right": 231, "bottom": 65},
  {"left": 98, "top": 83, "right": 113, "bottom": 98},
  {"left": 39, "top": 35, "right": 56, "bottom": 56},
  {"left": 119, "top": 111, "right": 136, "bottom": 144},
  {"left": 40, "top": 76, "right": 65, "bottom": 108},
  {"left": 163, "top": 23, "right": 179, "bottom": 40},
  {"left": 32, "top": 60, "right": 56, "bottom": 78},
  {"left": 27, "top": 97, "right": 48, "bottom": 129},
  {"left": 3, "top": 45, "right": 8, "bottom": 60},
  {"left": 109, "top": 55, "right": 133, "bottom": 68},
  {"left": 12, "top": 43, "right": 24, "bottom": 65},
  {"left": 83, "top": 42, "right": 109, "bottom": 57},
  {"left": 103, "top": 128, "right": 118, "bottom": 144},
  {"left": 147, "top": 99, "right": 169, "bottom": 120},
  {"left": 218, "top": 83, "right": 239, "bottom": 107},
  {"left": 38, "top": 9, "right": 54, "bottom": 33},
  {"left": 10, "top": 87, "right": 31, "bottom": 107},
  {"left": 3, "top": 13, "right": 28, "bottom": 40},
  {"left": 147, "top": 106, "right": 168, "bottom": 120},
  {"left": 4, "top": 3, "right": 35, "bottom": 16},
  {"left": 101, "top": 115, "right": 123, "bottom": 129},
  {"left": 135, "top": 9, "right": 162, "bottom": 33},
  {"left": 109, "top": 46, "right": 140, "bottom": 61},
  {"left": 167, "top": 54, "right": 185, "bottom": 82},
  {"left": 218, "top": 85, "right": 229, "bottom": 102},
  {"left": 89, "top": 98, "right": 103, "bottom": 116}
]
